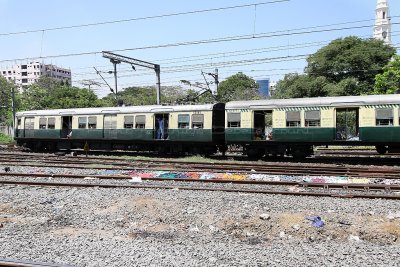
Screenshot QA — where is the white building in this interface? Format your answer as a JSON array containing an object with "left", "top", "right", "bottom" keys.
[
  {"left": 374, "top": 0, "right": 392, "bottom": 45},
  {"left": 0, "top": 62, "right": 71, "bottom": 89}
]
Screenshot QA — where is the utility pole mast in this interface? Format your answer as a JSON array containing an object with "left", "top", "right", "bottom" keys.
[
  {"left": 102, "top": 51, "right": 162, "bottom": 105},
  {"left": 203, "top": 68, "right": 219, "bottom": 95}
]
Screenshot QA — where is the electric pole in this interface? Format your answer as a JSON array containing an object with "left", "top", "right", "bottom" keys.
[{"left": 102, "top": 51, "right": 162, "bottom": 104}]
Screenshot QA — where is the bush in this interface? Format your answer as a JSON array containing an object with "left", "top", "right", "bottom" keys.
[{"left": 0, "top": 133, "right": 12, "bottom": 144}]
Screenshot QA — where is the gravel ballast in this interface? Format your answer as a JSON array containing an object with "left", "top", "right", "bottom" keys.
[{"left": 1, "top": 180, "right": 400, "bottom": 267}]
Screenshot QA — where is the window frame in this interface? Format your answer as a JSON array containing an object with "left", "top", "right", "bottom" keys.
[
  {"left": 192, "top": 114, "right": 204, "bottom": 129},
  {"left": 123, "top": 115, "right": 134, "bottom": 129},
  {"left": 88, "top": 116, "right": 97, "bottom": 129},
  {"left": 47, "top": 117, "right": 56, "bottom": 129},
  {"left": 227, "top": 113, "right": 241, "bottom": 128},
  {"left": 286, "top": 111, "right": 301, "bottom": 128},
  {"left": 135, "top": 115, "right": 146, "bottom": 129},
  {"left": 78, "top": 117, "right": 87, "bottom": 129},
  {"left": 375, "top": 108, "right": 393, "bottom": 127},
  {"left": 178, "top": 114, "right": 190, "bottom": 129},
  {"left": 39, "top": 117, "right": 47, "bottom": 129},
  {"left": 304, "top": 110, "right": 321, "bottom": 127}
]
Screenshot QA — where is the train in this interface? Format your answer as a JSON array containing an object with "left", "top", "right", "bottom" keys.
[{"left": 14, "top": 94, "right": 400, "bottom": 159}]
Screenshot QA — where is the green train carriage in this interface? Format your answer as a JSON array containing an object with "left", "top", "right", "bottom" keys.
[
  {"left": 225, "top": 94, "right": 400, "bottom": 158},
  {"left": 15, "top": 103, "right": 225, "bottom": 154}
]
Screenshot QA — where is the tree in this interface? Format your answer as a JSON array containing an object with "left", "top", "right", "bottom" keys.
[
  {"left": 272, "top": 74, "right": 330, "bottom": 99},
  {"left": 216, "top": 72, "right": 260, "bottom": 102},
  {"left": 19, "top": 77, "right": 103, "bottom": 110},
  {"left": 0, "top": 77, "right": 14, "bottom": 125},
  {"left": 374, "top": 55, "right": 400, "bottom": 94},
  {"left": 273, "top": 36, "right": 396, "bottom": 98}
]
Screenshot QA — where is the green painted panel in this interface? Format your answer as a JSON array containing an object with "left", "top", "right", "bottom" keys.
[
  {"left": 273, "top": 128, "right": 336, "bottom": 142},
  {"left": 168, "top": 129, "right": 212, "bottom": 142},
  {"left": 22, "top": 130, "right": 60, "bottom": 139},
  {"left": 15, "top": 129, "right": 23, "bottom": 138},
  {"left": 117, "top": 129, "right": 153, "bottom": 141},
  {"left": 360, "top": 127, "right": 400, "bottom": 142},
  {"left": 71, "top": 129, "right": 103, "bottom": 139},
  {"left": 225, "top": 128, "right": 252, "bottom": 142}
]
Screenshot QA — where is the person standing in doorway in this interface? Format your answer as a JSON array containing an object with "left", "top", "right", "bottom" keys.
[{"left": 159, "top": 117, "right": 164, "bottom": 139}]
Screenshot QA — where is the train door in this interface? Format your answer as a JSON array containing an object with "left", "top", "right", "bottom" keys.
[
  {"left": 61, "top": 116, "right": 72, "bottom": 138},
  {"left": 154, "top": 113, "right": 169, "bottom": 140},
  {"left": 253, "top": 110, "right": 273, "bottom": 140},
  {"left": 335, "top": 108, "right": 359, "bottom": 141}
]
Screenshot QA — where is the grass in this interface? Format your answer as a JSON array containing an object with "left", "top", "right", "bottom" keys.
[{"left": 0, "top": 133, "right": 13, "bottom": 144}]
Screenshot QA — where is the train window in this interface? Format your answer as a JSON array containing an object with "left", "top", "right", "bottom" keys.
[
  {"left": 135, "top": 115, "right": 146, "bottom": 129},
  {"left": 227, "top": 113, "right": 241, "bottom": 128},
  {"left": 39, "top": 118, "right": 47, "bottom": 129},
  {"left": 78, "top": 117, "right": 87, "bottom": 129},
  {"left": 178, "top": 114, "right": 190, "bottom": 128},
  {"left": 25, "top": 117, "right": 34, "bottom": 129},
  {"left": 305, "top": 110, "right": 320, "bottom": 127},
  {"left": 192, "top": 114, "right": 204, "bottom": 129},
  {"left": 47, "top": 117, "right": 55, "bottom": 129},
  {"left": 124, "top": 116, "right": 134, "bottom": 129},
  {"left": 17, "top": 119, "right": 21, "bottom": 127},
  {"left": 88, "top": 116, "right": 97, "bottom": 129},
  {"left": 104, "top": 115, "right": 117, "bottom": 129},
  {"left": 286, "top": 111, "right": 301, "bottom": 127},
  {"left": 376, "top": 108, "right": 393, "bottom": 126}
]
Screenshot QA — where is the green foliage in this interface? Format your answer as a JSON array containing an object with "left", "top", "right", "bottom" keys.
[
  {"left": 19, "top": 77, "right": 103, "bottom": 111},
  {"left": 374, "top": 55, "right": 400, "bottom": 94},
  {"left": 274, "top": 36, "right": 396, "bottom": 98},
  {"left": 0, "top": 133, "right": 12, "bottom": 144},
  {"left": 216, "top": 72, "right": 260, "bottom": 102},
  {"left": 0, "top": 76, "right": 14, "bottom": 126},
  {"left": 272, "top": 74, "right": 330, "bottom": 99},
  {"left": 103, "top": 85, "right": 198, "bottom": 106}
]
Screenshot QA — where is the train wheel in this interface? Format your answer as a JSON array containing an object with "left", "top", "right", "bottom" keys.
[
  {"left": 375, "top": 145, "right": 387, "bottom": 155},
  {"left": 246, "top": 147, "right": 264, "bottom": 159}
]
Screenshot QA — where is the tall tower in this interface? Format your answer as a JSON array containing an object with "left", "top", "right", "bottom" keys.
[{"left": 374, "top": 0, "right": 392, "bottom": 45}]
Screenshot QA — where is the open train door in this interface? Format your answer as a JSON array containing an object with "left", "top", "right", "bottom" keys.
[
  {"left": 154, "top": 113, "right": 169, "bottom": 140},
  {"left": 253, "top": 110, "right": 273, "bottom": 140},
  {"left": 335, "top": 108, "right": 359, "bottom": 141},
  {"left": 61, "top": 116, "right": 72, "bottom": 138}
]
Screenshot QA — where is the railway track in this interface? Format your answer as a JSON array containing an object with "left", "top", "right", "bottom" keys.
[
  {"left": 2, "top": 149, "right": 400, "bottom": 199},
  {"left": 1, "top": 153, "right": 400, "bottom": 179},
  {"left": 1, "top": 172, "right": 400, "bottom": 199},
  {"left": 0, "top": 258, "right": 75, "bottom": 267}
]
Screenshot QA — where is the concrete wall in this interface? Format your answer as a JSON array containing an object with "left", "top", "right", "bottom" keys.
[{"left": 0, "top": 125, "right": 12, "bottom": 136}]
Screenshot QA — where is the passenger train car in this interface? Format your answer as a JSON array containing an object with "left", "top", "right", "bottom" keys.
[
  {"left": 15, "top": 103, "right": 226, "bottom": 155},
  {"left": 14, "top": 94, "right": 400, "bottom": 158},
  {"left": 225, "top": 94, "right": 400, "bottom": 158}
]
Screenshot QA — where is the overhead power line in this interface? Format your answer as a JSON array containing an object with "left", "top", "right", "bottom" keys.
[
  {"left": 0, "top": 0, "right": 290, "bottom": 37},
  {"left": 2, "top": 21, "right": 398, "bottom": 64}
]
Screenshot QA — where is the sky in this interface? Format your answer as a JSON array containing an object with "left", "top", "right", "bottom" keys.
[{"left": 0, "top": 0, "right": 399, "bottom": 98}]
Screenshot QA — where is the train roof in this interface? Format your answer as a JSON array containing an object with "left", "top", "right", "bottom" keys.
[
  {"left": 16, "top": 104, "right": 218, "bottom": 117},
  {"left": 225, "top": 94, "right": 400, "bottom": 110}
]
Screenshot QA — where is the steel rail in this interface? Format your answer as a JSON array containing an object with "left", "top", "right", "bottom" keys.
[
  {"left": 0, "top": 179, "right": 399, "bottom": 200},
  {"left": 1, "top": 159, "right": 400, "bottom": 179},
  {"left": 1, "top": 172, "right": 399, "bottom": 191},
  {"left": 0, "top": 258, "right": 75, "bottom": 267}
]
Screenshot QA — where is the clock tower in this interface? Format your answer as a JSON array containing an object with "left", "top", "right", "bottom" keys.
[{"left": 374, "top": 0, "right": 392, "bottom": 45}]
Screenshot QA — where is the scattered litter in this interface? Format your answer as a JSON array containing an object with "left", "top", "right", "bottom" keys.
[
  {"left": 306, "top": 216, "right": 325, "bottom": 228},
  {"left": 292, "top": 224, "right": 300, "bottom": 231},
  {"left": 259, "top": 214, "right": 271, "bottom": 220},
  {"left": 129, "top": 177, "right": 142, "bottom": 183},
  {"left": 386, "top": 211, "right": 400, "bottom": 220},
  {"left": 348, "top": 235, "right": 361, "bottom": 242},
  {"left": 338, "top": 220, "right": 352, "bottom": 226},
  {"left": 84, "top": 177, "right": 98, "bottom": 180}
]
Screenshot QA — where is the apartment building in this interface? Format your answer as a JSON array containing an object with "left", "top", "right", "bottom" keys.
[{"left": 0, "top": 62, "right": 71, "bottom": 88}]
